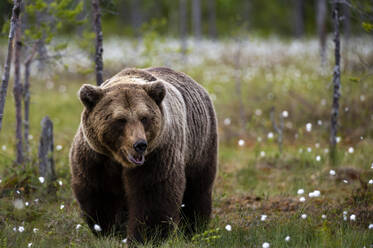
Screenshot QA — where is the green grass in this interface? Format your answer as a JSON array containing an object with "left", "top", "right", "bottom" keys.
[{"left": 1, "top": 42, "right": 373, "bottom": 247}]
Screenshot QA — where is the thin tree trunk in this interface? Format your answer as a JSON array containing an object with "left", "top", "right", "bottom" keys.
[
  {"left": 13, "top": 10, "right": 23, "bottom": 165},
  {"left": 330, "top": 1, "right": 341, "bottom": 164},
  {"left": 92, "top": 0, "right": 104, "bottom": 86},
  {"left": 130, "top": 0, "right": 142, "bottom": 38},
  {"left": 316, "top": 0, "right": 327, "bottom": 66},
  {"left": 192, "top": 0, "right": 202, "bottom": 39},
  {"left": 179, "top": 0, "right": 187, "bottom": 56},
  {"left": 0, "top": 0, "right": 22, "bottom": 132},
  {"left": 343, "top": 3, "right": 351, "bottom": 71},
  {"left": 23, "top": 45, "right": 37, "bottom": 160},
  {"left": 207, "top": 0, "right": 217, "bottom": 38},
  {"left": 294, "top": 0, "right": 305, "bottom": 38},
  {"left": 38, "top": 116, "right": 56, "bottom": 184}
]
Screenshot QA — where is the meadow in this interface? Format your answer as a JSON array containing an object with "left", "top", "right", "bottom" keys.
[{"left": 0, "top": 37, "right": 373, "bottom": 247}]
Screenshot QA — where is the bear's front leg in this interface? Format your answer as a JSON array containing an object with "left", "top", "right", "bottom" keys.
[{"left": 124, "top": 170, "right": 185, "bottom": 247}]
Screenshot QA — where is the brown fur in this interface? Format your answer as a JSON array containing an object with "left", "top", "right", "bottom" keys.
[{"left": 69, "top": 67, "right": 218, "bottom": 246}]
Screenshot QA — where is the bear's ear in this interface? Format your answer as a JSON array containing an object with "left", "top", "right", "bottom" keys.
[
  {"left": 144, "top": 81, "right": 166, "bottom": 105},
  {"left": 78, "top": 84, "right": 103, "bottom": 110}
]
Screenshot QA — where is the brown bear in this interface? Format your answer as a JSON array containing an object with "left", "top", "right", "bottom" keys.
[{"left": 69, "top": 67, "right": 218, "bottom": 245}]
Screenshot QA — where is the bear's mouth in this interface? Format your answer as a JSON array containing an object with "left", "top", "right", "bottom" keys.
[{"left": 128, "top": 154, "right": 145, "bottom": 166}]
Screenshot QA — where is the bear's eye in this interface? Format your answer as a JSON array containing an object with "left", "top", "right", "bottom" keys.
[
  {"left": 140, "top": 116, "right": 148, "bottom": 126},
  {"left": 116, "top": 118, "right": 127, "bottom": 125}
]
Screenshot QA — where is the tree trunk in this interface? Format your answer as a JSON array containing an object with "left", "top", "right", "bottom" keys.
[
  {"left": 13, "top": 7, "right": 23, "bottom": 166},
  {"left": 207, "top": 0, "right": 217, "bottom": 38},
  {"left": 316, "top": 0, "right": 327, "bottom": 66},
  {"left": 179, "top": 0, "right": 187, "bottom": 56},
  {"left": 343, "top": 3, "right": 351, "bottom": 71},
  {"left": 294, "top": 0, "right": 305, "bottom": 38},
  {"left": 330, "top": 0, "right": 341, "bottom": 164},
  {"left": 192, "top": 0, "right": 202, "bottom": 39},
  {"left": 130, "top": 0, "right": 142, "bottom": 38},
  {"left": 38, "top": 116, "right": 56, "bottom": 182},
  {"left": 0, "top": 0, "right": 22, "bottom": 132},
  {"left": 23, "top": 45, "right": 37, "bottom": 160},
  {"left": 92, "top": 0, "right": 104, "bottom": 86}
]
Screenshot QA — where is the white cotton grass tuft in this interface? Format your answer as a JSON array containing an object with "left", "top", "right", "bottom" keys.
[
  {"left": 58, "top": 180, "right": 63, "bottom": 186},
  {"left": 329, "top": 170, "right": 336, "bottom": 176},
  {"left": 38, "top": 177, "right": 45, "bottom": 184},
  {"left": 33, "top": 228, "right": 39, "bottom": 233},
  {"left": 297, "top": 189, "right": 304, "bottom": 195},
  {"left": 94, "top": 224, "right": 102, "bottom": 232},
  {"left": 56, "top": 145, "right": 63, "bottom": 151},
  {"left": 301, "top": 214, "right": 307, "bottom": 219},
  {"left": 368, "top": 179, "right": 373, "bottom": 185},
  {"left": 348, "top": 147, "right": 354, "bottom": 154},
  {"left": 223, "top": 118, "right": 231, "bottom": 126},
  {"left": 336, "top": 136, "right": 341, "bottom": 143},
  {"left": 225, "top": 224, "right": 232, "bottom": 231},
  {"left": 267, "top": 132, "right": 274, "bottom": 139},
  {"left": 238, "top": 139, "right": 245, "bottom": 146},
  {"left": 316, "top": 155, "right": 321, "bottom": 162},
  {"left": 76, "top": 224, "right": 82, "bottom": 230},
  {"left": 260, "top": 151, "right": 266, "bottom": 157},
  {"left": 1, "top": 145, "right": 6, "bottom": 151},
  {"left": 343, "top": 180, "right": 348, "bottom": 184},
  {"left": 308, "top": 190, "right": 321, "bottom": 198},
  {"left": 368, "top": 224, "right": 373, "bottom": 229},
  {"left": 60, "top": 204, "right": 64, "bottom": 210},
  {"left": 28, "top": 243, "right": 32, "bottom": 247},
  {"left": 299, "top": 197, "right": 306, "bottom": 202},
  {"left": 282, "top": 110, "right": 288, "bottom": 118},
  {"left": 285, "top": 236, "right": 290, "bottom": 242},
  {"left": 122, "top": 238, "right": 127, "bottom": 243},
  {"left": 262, "top": 242, "right": 270, "bottom": 248},
  {"left": 306, "top": 123, "right": 312, "bottom": 132},
  {"left": 260, "top": 215, "right": 267, "bottom": 221},
  {"left": 18, "top": 226, "right": 25, "bottom": 232},
  {"left": 321, "top": 214, "right": 327, "bottom": 219}
]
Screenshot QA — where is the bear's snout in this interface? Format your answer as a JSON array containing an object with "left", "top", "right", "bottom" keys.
[{"left": 133, "top": 139, "right": 147, "bottom": 154}]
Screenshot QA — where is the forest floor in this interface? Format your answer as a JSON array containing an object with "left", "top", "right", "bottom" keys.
[{"left": 0, "top": 37, "right": 373, "bottom": 247}]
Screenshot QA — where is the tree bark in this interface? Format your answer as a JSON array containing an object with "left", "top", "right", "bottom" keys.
[
  {"left": 38, "top": 116, "right": 56, "bottom": 182},
  {"left": 92, "top": 0, "right": 104, "bottom": 86},
  {"left": 192, "top": 0, "right": 202, "bottom": 39},
  {"left": 294, "top": 0, "right": 305, "bottom": 38},
  {"left": 0, "top": 0, "right": 22, "bottom": 132},
  {"left": 207, "top": 0, "right": 217, "bottom": 38},
  {"left": 179, "top": 0, "right": 187, "bottom": 56},
  {"left": 23, "top": 45, "right": 37, "bottom": 160},
  {"left": 13, "top": 6, "right": 23, "bottom": 166},
  {"left": 330, "top": 0, "right": 341, "bottom": 164},
  {"left": 316, "top": 0, "right": 327, "bottom": 66}
]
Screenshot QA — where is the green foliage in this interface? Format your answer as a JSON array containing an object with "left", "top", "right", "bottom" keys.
[{"left": 361, "top": 22, "right": 373, "bottom": 32}]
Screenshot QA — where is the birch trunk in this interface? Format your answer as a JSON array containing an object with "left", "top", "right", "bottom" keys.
[
  {"left": 92, "top": 0, "right": 104, "bottom": 86},
  {"left": 316, "top": 0, "right": 327, "bottom": 66},
  {"left": 330, "top": 1, "right": 341, "bottom": 164},
  {"left": 294, "top": 0, "right": 305, "bottom": 38},
  {"left": 13, "top": 11, "right": 23, "bottom": 165},
  {"left": 0, "top": 0, "right": 22, "bottom": 132}
]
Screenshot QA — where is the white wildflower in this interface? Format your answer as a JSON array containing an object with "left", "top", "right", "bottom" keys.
[
  {"left": 329, "top": 170, "right": 336, "bottom": 176},
  {"left": 336, "top": 136, "right": 341, "bottom": 143},
  {"left": 343, "top": 180, "right": 348, "bottom": 184},
  {"left": 238, "top": 139, "right": 245, "bottom": 146},
  {"left": 60, "top": 204, "right": 64, "bottom": 210},
  {"left": 322, "top": 214, "right": 327, "bottom": 219},
  {"left": 38, "top": 177, "right": 45, "bottom": 184},
  {"left": 58, "top": 180, "right": 63, "bottom": 186},
  {"left": 316, "top": 155, "right": 321, "bottom": 162},
  {"left": 306, "top": 123, "right": 312, "bottom": 132},
  {"left": 368, "top": 224, "right": 373, "bottom": 229},
  {"left": 13, "top": 227, "right": 17, "bottom": 232},
  {"left": 181, "top": 204, "right": 185, "bottom": 207},
  {"left": 282, "top": 110, "right": 288, "bottom": 118},
  {"left": 267, "top": 132, "right": 274, "bottom": 139},
  {"left": 33, "top": 228, "right": 38, "bottom": 233},
  {"left": 317, "top": 120, "right": 323, "bottom": 126},
  {"left": 297, "top": 189, "right": 304, "bottom": 195},
  {"left": 309, "top": 190, "right": 320, "bottom": 198},
  {"left": 76, "top": 224, "right": 82, "bottom": 230},
  {"left": 18, "top": 226, "right": 25, "bottom": 232},
  {"left": 307, "top": 147, "right": 312, "bottom": 152},
  {"left": 122, "top": 238, "right": 127, "bottom": 243},
  {"left": 25, "top": 202, "right": 29, "bottom": 206},
  {"left": 260, "top": 215, "right": 267, "bottom": 221},
  {"left": 260, "top": 151, "right": 266, "bottom": 157},
  {"left": 28, "top": 243, "right": 32, "bottom": 247},
  {"left": 299, "top": 197, "right": 306, "bottom": 202},
  {"left": 225, "top": 224, "right": 232, "bottom": 231},
  {"left": 285, "top": 236, "right": 290, "bottom": 242},
  {"left": 350, "top": 214, "right": 356, "bottom": 221},
  {"left": 56, "top": 145, "right": 63, "bottom": 151},
  {"left": 368, "top": 179, "right": 373, "bottom": 185},
  {"left": 262, "top": 242, "right": 270, "bottom": 248},
  {"left": 1, "top": 145, "right": 6, "bottom": 151},
  {"left": 94, "top": 224, "right": 102, "bottom": 232},
  {"left": 301, "top": 214, "right": 307, "bottom": 219},
  {"left": 348, "top": 147, "right": 354, "bottom": 154}
]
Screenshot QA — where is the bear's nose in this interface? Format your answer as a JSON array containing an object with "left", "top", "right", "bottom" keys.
[{"left": 133, "top": 139, "right": 147, "bottom": 154}]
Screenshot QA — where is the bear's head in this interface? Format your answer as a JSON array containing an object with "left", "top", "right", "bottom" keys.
[{"left": 78, "top": 81, "right": 166, "bottom": 168}]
